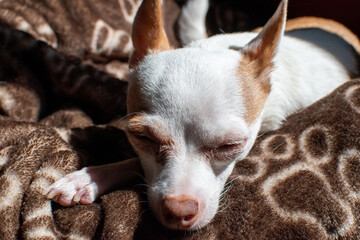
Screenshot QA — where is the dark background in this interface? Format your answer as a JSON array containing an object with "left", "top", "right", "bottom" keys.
[{"left": 206, "top": 0, "right": 360, "bottom": 37}]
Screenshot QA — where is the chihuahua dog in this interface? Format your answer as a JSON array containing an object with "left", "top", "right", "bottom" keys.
[{"left": 47, "top": 0, "right": 358, "bottom": 231}]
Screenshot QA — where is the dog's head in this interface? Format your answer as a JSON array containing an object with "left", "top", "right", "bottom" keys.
[{"left": 125, "top": 0, "right": 287, "bottom": 230}]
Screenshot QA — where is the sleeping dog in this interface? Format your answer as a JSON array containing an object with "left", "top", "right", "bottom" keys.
[{"left": 47, "top": 0, "right": 358, "bottom": 230}]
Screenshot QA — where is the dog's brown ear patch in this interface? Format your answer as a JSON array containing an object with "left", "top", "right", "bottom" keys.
[
  {"left": 130, "top": 0, "right": 171, "bottom": 68},
  {"left": 239, "top": 0, "right": 287, "bottom": 124}
]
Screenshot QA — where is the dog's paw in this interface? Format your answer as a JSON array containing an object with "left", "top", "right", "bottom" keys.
[{"left": 46, "top": 167, "right": 99, "bottom": 206}]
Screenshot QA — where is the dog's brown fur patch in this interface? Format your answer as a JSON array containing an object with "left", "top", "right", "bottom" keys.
[
  {"left": 238, "top": 0, "right": 286, "bottom": 125},
  {"left": 130, "top": 0, "right": 171, "bottom": 68},
  {"left": 126, "top": 115, "right": 175, "bottom": 164}
]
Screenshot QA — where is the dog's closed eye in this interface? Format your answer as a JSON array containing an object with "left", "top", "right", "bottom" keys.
[
  {"left": 126, "top": 117, "right": 174, "bottom": 156},
  {"left": 204, "top": 138, "right": 247, "bottom": 162},
  {"left": 127, "top": 130, "right": 159, "bottom": 154},
  {"left": 215, "top": 141, "right": 244, "bottom": 153},
  {"left": 132, "top": 133, "right": 154, "bottom": 143}
]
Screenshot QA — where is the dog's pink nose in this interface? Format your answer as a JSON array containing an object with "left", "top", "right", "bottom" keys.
[{"left": 161, "top": 195, "right": 199, "bottom": 228}]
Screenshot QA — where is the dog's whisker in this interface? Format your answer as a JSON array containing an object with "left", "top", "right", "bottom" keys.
[
  {"left": 222, "top": 184, "right": 232, "bottom": 192},
  {"left": 225, "top": 175, "right": 240, "bottom": 186},
  {"left": 194, "top": 227, "right": 202, "bottom": 234},
  {"left": 219, "top": 194, "right": 228, "bottom": 202},
  {"left": 272, "top": 142, "right": 285, "bottom": 152},
  {"left": 223, "top": 181, "right": 232, "bottom": 188},
  {"left": 219, "top": 192, "right": 229, "bottom": 201},
  {"left": 139, "top": 209, "right": 150, "bottom": 217},
  {"left": 208, "top": 216, "right": 217, "bottom": 224},
  {"left": 218, "top": 204, "right": 229, "bottom": 212},
  {"left": 117, "top": 111, "right": 142, "bottom": 123},
  {"left": 220, "top": 185, "right": 233, "bottom": 198},
  {"left": 218, "top": 198, "right": 228, "bottom": 208},
  {"left": 216, "top": 204, "right": 230, "bottom": 214},
  {"left": 135, "top": 183, "right": 150, "bottom": 188},
  {"left": 217, "top": 197, "right": 229, "bottom": 209},
  {"left": 257, "top": 132, "right": 266, "bottom": 139},
  {"left": 218, "top": 203, "right": 228, "bottom": 213}
]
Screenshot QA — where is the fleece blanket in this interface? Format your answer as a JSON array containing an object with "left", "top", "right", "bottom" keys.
[{"left": 0, "top": 0, "right": 360, "bottom": 239}]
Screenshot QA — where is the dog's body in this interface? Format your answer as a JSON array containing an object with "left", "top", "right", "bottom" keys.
[
  {"left": 193, "top": 30, "right": 357, "bottom": 132},
  {"left": 47, "top": 0, "right": 358, "bottom": 231}
]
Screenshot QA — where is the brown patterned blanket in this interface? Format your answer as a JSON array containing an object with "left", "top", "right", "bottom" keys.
[{"left": 0, "top": 0, "right": 360, "bottom": 239}]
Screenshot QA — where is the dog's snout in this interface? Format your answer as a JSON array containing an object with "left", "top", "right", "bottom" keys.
[{"left": 161, "top": 195, "right": 199, "bottom": 228}]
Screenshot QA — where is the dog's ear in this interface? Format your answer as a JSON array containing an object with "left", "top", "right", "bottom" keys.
[
  {"left": 241, "top": 0, "right": 287, "bottom": 79},
  {"left": 238, "top": 0, "right": 287, "bottom": 124},
  {"left": 130, "top": 0, "right": 171, "bottom": 68}
]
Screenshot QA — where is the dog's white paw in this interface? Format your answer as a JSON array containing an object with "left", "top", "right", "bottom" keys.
[{"left": 46, "top": 167, "right": 99, "bottom": 206}]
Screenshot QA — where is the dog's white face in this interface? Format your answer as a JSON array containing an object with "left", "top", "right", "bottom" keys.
[
  {"left": 127, "top": 49, "right": 260, "bottom": 229},
  {"left": 126, "top": 0, "right": 287, "bottom": 230}
]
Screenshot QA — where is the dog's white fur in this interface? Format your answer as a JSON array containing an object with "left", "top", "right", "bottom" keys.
[
  {"left": 130, "top": 49, "right": 257, "bottom": 228},
  {"left": 178, "top": 32, "right": 357, "bottom": 132},
  {"left": 47, "top": 0, "right": 358, "bottom": 231},
  {"left": 177, "top": 0, "right": 209, "bottom": 46}
]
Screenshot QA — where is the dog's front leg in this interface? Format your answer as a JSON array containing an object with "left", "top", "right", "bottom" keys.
[{"left": 46, "top": 158, "right": 142, "bottom": 206}]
